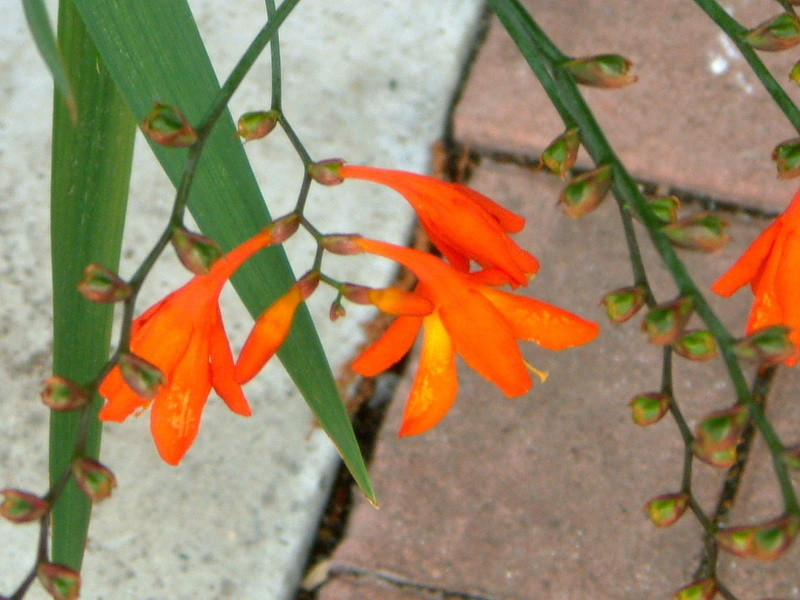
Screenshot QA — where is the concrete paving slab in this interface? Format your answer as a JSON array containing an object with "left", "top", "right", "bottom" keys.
[
  {"left": 0, "top": 1, "right": 484, "bottom": 599},
  {"left": 321, "top": 163, "right": 800, "bottom": 600},
  {"left": 454, "top": 0, "right": 800, "bottom": 210}
]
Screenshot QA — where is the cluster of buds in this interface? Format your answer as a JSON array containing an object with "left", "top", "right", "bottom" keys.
[{"left": 716, "top": 514, "right": 800, "bottom": 561}]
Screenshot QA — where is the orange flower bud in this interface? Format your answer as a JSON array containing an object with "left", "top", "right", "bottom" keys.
[
  {"left": 77, "top": 264, "right": 131, "bottom": 303},
  {"left": 41, "top": 375, "right": 88, "bottom": 411},
  {"left": 141, "top": 103, "right": 197, "bottom": 147},
  {"left": 662, "top": 214, "right": 729, "bottom": 252},
  {"left": 672, "top": 578, "right": 717, "bottom": 600},
  {"left": 648, "top": 195, "right": 681, "bottom": 224},
  {"left": 37, "top": 563, "right": 81, "bottom": 600},
  {"left": 539, "top": 127, "right": 580, "bottom": 179},
  {"left": 559, "top": 164, "right": 613, "bottom": 218},
  {"left": 563, "top": 54, "right": 638, "bottom": 88},
  {"left": 773, "top": 138, "right": 800, "bottom": 179},
  {"left": 308, "top": 159, "right": 345, "bottom": 185},
  {"left": 341, "top": 284, "right": 434, "bottom": 316},
  {"left": 695, "top": 404, "right": 749, "bottom": 452},
  {"left": 717, "top": 514, "right": 799, "bottom": 561},
  {"left": 629, "top": 392, "right": 670, "bottom": 426},
  {"left": 236, "top": 110, "right": 278, "bottom": 141},
  {"left": 645, "top": 492, "right": 689, "bottom": 527},
  {"left": 118, "top": 352, "right": 165, "bottom": 400},
  {"left": 171, "top": 228, "right": 222, "bottom": 275},
  {"left": 72, "top": 457, "right": 117, "bottom": 501},
  {"left": 265, "top": 213, "right": 302, "bottom": 245},
  {"left": 734, "top": 324, "right": 797, "bottom": 366},
  {"left": 235, "top": 272, "right": 320, "bottom": 384},
  {"left": 0, "top": 489, "right": 49, "bottom": 523},
  {"left": 745, "top": 13, "right": 800, "bottom": 51},
  {"left": 321, "top": 234, "right": 363, "bottom": 255},
  {"left": 641, "top": 296, "right": 693, "bottom": 345},
  {"left": 672, "top": 330, "right": 717, "bottom": 361},
  {"left": 600, "top": 285, "right": 647, "bottom": 323}
]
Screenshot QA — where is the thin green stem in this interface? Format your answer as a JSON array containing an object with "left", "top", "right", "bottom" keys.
[
  {"left": 693, "top": 0, "right": 800, "bottom": 134},
  {"left": 279, "top": 112, "right": 313, "bottom": 165},
  {"left": 265, "top": 0, "right": 282, "bottom": 110}
]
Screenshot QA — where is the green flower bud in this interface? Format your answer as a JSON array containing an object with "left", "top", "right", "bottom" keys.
[
  {"left": 772, "top": 138, "right": 800, "bottom": 179},
  {"left": 563, "top": 54, "right": 638, "bottom": 88},
  {"left": 645, "top": 492, "right": 689, "bottom": 527},
  {"left": 540, "top": 128, "right": 580, "bottom": 179},
  {"left": 641, "top": 296, "right": 694, "bottom": 345},
  {"left": 717, "top": 514, "right": 799, "bottom": 561},
  {"left": 141, "top": 103, "right": 197, "bottom": 147},
  {"left": 672, "top": 578, "right": 717, "bottom": 600},
  {"left": 118, "top": 352, "right": 164, "bottom": 400},
  {"left": 601, "top": 286, "right": 647, "bottom": 324},
  {"left": 672, "top": 330, "right": 717, "bottom": 361},
  {"left": 37, "top": 563, "right": 81, "bottom": 600},
  {"left": 41, "top": 376, "right": 88, "bottom": 412},
  {"left": 236, "top": 110, "right": 278, "bottom": 142},
  {"left": 693, "top": 442, "right": 738, "bottom": 469},
  {"left": 662, "top": 214, "right": 729, "bottom": 252},
  {"left": 791, "top": 59, "right": 800, "bottom": 85},
  {"left": 171, "top": 227, "right": 222, "bottom": 275},
  {"left": 734, "top": 324, "right": 797, "bottom": 366},
  {"left": 77, "top": 264, "right": 131, "bottom": 303},
  {"left": 745, "top": 12, "right": 800, "bottom": 51},
  {"left": 0, "top": 489, "right": 49, "bottom": 523},
  {"left": 694, "top": 404, "right": 749, "bottom": 452},
  {"left": 72, "top": 457, "right": 117, "bottom": 502},
  {"left": 308, "top": 159, "right": 345, "bottom": 185},
  {"left": 629, "top": 392, "right": 670, "bottom": 426},
  {"left": 559, "top": 164, "right": 613, "bottom": 218},
  {"left": 648, "top": 195, "right": 681, "bottom": 224}
]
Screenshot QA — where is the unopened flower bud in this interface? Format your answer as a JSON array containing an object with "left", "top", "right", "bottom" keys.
[
  {"left": 773, "top": 138, "right": 800, "bottom": 179},
  {"left": 693, "top": 442, "right": 738, "bottom": 468},
  {"left": 41, "top": 376, "right": 88, "bottom": 411},
  {"left": 265, "top": 213, "right": 302, "bottom": 245},
  {"left": 694, "top": 404, "right": 749, "bottom": 452},
  {"left": 641, "top": 296, "right": 693, "bottom": 345},
  {"left": 236, "top": 110, "right": 278, "bottom": 141},
  {"left": 601, "top": 286, "right": 647, "bottom": 324},
  {"left": 322, "top": 234, "right": 363, "bottom": 255},
  {"left": 329, "top": 299, "right": 346, "bottom": 321},
  {"left": 662, "top": 214, "right": 729, "bottom": 252},
  {"left": 37, "top": 563, "right": 81, "bottom": 600},
  {"left": 540, "top": 127, "right": 580, "bottom": 179},
  {"left": 791, "top": 59, "right": 800, "bottom": 85},
  {"left": 734, "top": 324, "right": 797, "bottom": 366},
  {"left": 118, "top": 352, "right": 164, "bottom": 399},
  {"left": 745, "top": 12, "right": 800, "bottom": 51},
  {"left": 563, "top": 54, "right": 638, "bottom": 88},
  {"left": 672, "top": 330, "right": 717, "bottom": 361},
  {"left": 717, "top": 514, "right": 799, "bottom": 561},
  {"left": 308, "top": 159, "right": 345, "bottom": 185},
  {"left": 648, "top": 195, "right": 681, "bottom": 224},
  {"left": 672, "top": 578, "right": 717, "bottom": 600},
  {"left": 141, "top": 103, "right": 197, "bottom": 147},
  {"left": 783, "top": 443, "right": 800, "bottom": 469},
  {"left": 171, "top": 228, "right": 221, "bottom": 275},
  {"left": 629, "top": 392, "right": 670, "bottom": 426},
  {"left": 77, "top": 264, "right": 131, "bottom": 303},
  {"left": 342, "top": 284, "right": 434, "bottom": 316},
  {"left": 559, "top": 164, "right": 613, "bottom": 218},
  {"left": 645, "top": 492, "right": 689, "bottom": 527},
  {"left": 0, "top": 489, "right": 49, "bottom": 523},
  {"left": 72, "top": 457, "right": 117, "bottom": 501}
]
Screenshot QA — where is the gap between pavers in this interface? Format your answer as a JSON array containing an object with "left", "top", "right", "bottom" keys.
[
  {"left": 0, "top": 1, "right": 486, "bottom": 599},
  {"left": 319, "top": 161, "right": 800, "bottom": 600}
]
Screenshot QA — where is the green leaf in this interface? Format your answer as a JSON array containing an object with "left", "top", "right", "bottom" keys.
[
  {"left": 50, "top": 0, "right": 136, "bottom": 569},
  {"left": 72, "top": 0, "right": 374, "bottom": 502},
  {"left": 22, "top": 0, "right": 76, "bottom": 120}
]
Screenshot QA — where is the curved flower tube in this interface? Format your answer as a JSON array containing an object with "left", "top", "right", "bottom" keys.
[
  {"left": 348, "top": 238, "right": 599, "bottom": 435},
  {"left": 712, "top": 187, "right": 800, "bottom": 366},
  {"left": 338, "top": 165, "right": 539, "bottom": 286},
  {"left": 99, "top": 219, "right": 297, "bottom": 465}
]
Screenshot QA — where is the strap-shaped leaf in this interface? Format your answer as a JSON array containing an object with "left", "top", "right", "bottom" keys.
[{"left": 71, "top": 0, "right": 374, "bottom": 502}]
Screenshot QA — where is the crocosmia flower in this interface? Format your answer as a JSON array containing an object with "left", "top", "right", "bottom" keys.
[
  {"left": 99, "top": 220, "right": 297, "bottom": 465},
  {"left": 346, "top": 238, "right": 598, "bottom": 435},
  {"left": 338, "top": 165, "right": 539, "bottom": 286},
  {"left": 711, "top": 187, "right": 800, "bottom": 366}
]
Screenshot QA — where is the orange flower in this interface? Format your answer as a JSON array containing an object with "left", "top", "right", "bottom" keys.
[
  {"left": 99, "top": 221, "right": 296, "bottom": 465},
  {"left": 338, "top": 165, "right": 539, "bottom": 286},
  {"left": 711, "top": 188, "right": 800, "bottom": 366},
  {"left": 348, "top": 238, "right": 599, "bottom": 435}
]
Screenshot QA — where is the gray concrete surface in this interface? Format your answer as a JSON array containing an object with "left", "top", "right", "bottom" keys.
[{"left": 0, "top": 1, "right": 483, "bottom": 598}]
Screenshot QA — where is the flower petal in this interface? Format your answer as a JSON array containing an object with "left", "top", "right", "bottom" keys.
[
  {"left": 209, "top": 306, "right": 251, "bottom": 416},
  {"left": 712, "top": 218, "right": 782, "bottom": 297},
  {"left": 352, "top": 315, "right": 422, "bottom": 377},
  {"left": 398, "top": 314, "right": 458, "bottom": 436},
  {"left": 775, "top": 229, "right": 800, "bottom": 365},
  {"left": 479, "top": 288, "right": 599, "bottom": 350},
  {"left": 452, "top": 183, "right": 526, "bottom": 233},
  {"left": 98, "top": 366, "right": 149, "bottom": 422}
]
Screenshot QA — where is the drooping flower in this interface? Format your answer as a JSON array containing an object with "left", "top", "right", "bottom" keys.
[
  {"left": 332, "top": 237, "right": 598, "bottom": 435},
  {"left": 99, "top": 217, "right": 299, "bottom": 465},
  {"left": 711, "top": 187, "right": 800, "bottom": 366},
  {"left": 337, "top": 165, "right": 539, "bottom": 286}
]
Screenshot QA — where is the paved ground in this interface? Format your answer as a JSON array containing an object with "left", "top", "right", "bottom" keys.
[{"left": 317, "top": 2, "right": 800, "bottom": 600}]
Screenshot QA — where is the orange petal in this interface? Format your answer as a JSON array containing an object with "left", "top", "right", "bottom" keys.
[
  {"left": 775, "top": 230, "right": 800, "bottom": 365},
  {"left": 712, "top": 218, "right": 781, "bottom": 297},
  {"left": 98, "top": 366, "right": 149, "bottom": 422},
  {"left": 398, "top": 314, "right": 458, "bottom": 436},
  {"left": 149, "top": 331, "right": 212, "bottom": 465},
  {"left": 439, "top": 291, "right": 531, "bottom": 397},
  {"left": 235, "top": 285, "right": 303, "bottom": 384},
  {"left": 367, "top": 288, "right": 433, "bottom": 316},
  {"left": 209, "top": 306, "right": 251, "bottom": 416},
  {"left": 479, "top": 288, "right": 599, "bottom": 350},
  {"left": 452, "top": 183, "right": 526, "bottom": 233},
  {"left": 352, "top": 315, "right": 422, "bottom": 377}
]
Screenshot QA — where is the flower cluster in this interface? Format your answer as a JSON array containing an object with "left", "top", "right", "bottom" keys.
[{"left": 98, "top": 164, "right": 598, "bottom": 462}]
